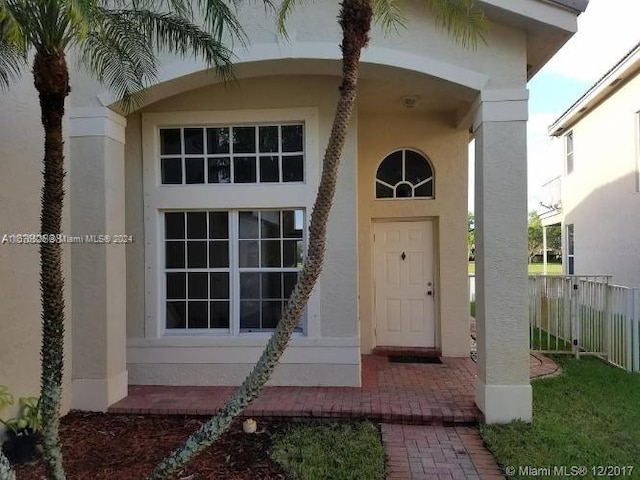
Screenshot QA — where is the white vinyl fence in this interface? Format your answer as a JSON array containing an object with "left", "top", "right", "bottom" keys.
[
  {"left": 469, "top": 274, "right": 640, "bottom": 373},
  {"left": 529, "top": 275, "right": 640, "bottom": 373}
]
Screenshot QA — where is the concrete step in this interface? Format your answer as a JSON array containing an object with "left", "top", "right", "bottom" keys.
[{"left": 372, "top": 346, "right": 442, "bottom": 358}]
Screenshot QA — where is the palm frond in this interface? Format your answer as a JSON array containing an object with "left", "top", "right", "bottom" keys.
[
  {"left": 0, "top": 1, "right": 25, "bottom": 46},
  {"left": 118, "top": 0, "right": 247, "bottom": 47},
  {"left": 78, "top": 11, "right": 158, "bottom": 112},
  {"left": 276, "top": 0, "right": 310, "bottom": 38},
  {"left": 372, "top": 0, "right": 407, "bottom": 34},
  {"left": 0, "top": 2, "right": 27, "bottom": 89},
  {"left": 195, "top": 0, "right": 247, "bottom": 46},
  {"left": 112, "top": 0, "right": 192, "bottom": 20},
  {"left": 110, "top": 9, "right": 235, "bottom": 71},
  {"left": 423, "top": 0, "right": 487, "bottom": 49},
  {"left": 59, "top": 0, "right": 97, "bottom": 44},
  {"left": 79, "top": 7, "right": 237, "bottom": 111},
  {"left": 5, "top": 0, "right": 67, "bottom": 53},
  {"left": 0, "top": 32, "right": 26, "bottom": 90}
]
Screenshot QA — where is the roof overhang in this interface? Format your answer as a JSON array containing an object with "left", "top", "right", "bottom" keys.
[
  {"left": 540, "top": 0, "right": 589, "bottom": 13},
  {"left": 549, "top": 42, "right": 640, "bottom": 136},
  {"left": 479, "top": 0, "right": 589, "bottom": 79}
]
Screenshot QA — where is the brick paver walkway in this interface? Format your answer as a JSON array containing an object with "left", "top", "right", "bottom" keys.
[
  {"left": 382, "top": 424, "right": 504, "bottom": 480},
  {"left": 110, "top": 356, "right": 481, "bottom": 423},
  {"left": 109, "top": 334, "right": 560, "bottom": 480}
]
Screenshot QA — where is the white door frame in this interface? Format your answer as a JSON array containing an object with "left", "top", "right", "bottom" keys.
[{"left": 372, "top": 218, "right": 437, "bottom": 348}]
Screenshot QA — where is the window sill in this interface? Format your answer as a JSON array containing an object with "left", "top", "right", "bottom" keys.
[{"left": 127, "top": 335, "right": 358, "bottom": 349}]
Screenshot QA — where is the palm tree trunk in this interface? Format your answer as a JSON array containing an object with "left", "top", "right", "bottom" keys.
[
  {"left": 0, "top": 449, "right": 15, "bottom": 480},
  {"left": 147, "top": 1, "right": 372, "bottom": 478},
  {"left": 33, "top": 51, "right": 71, "bottom": 480}
]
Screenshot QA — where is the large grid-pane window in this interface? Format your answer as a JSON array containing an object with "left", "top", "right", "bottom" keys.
[
  {"left": 164, "top": 209, "right": 305, "bottom": 333},
  {"left": 159, "top": 124, "right": 304, "bottom": 185},
  {"left": 165, "top": 211, "right": 230, "bottom": 330},
  {"left": 238, "top": 210, "right": 304, "bottom": 331}
]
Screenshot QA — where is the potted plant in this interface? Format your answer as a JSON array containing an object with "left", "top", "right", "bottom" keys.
[{"left": 0, "top": 385, "right": 42, "bottom": 464}]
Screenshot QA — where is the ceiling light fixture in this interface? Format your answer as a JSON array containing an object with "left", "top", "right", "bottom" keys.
[{"left": 401, "top": 95, "right": 421, "bottom": 109}]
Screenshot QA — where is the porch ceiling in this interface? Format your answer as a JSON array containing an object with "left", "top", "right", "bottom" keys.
[
  {"left": 357, "top": 63, "right": 477, "bottom": 117},
  {"left": 131, "top": 58, "right": 476, "bottom": 122}
]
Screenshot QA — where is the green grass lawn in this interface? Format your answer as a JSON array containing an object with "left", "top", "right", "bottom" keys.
[
  {"left": 480, "top": 357, "right": 640, "bottom": 479},
  {"left": 468, "top": 262, "right": 563, "bottom": 275},
  {"left": 528, "top": 263, "right": 563, "bottom": 275},
  {"left": 272, "top": 422, "right": 386, "bottom": 480},
  {"left": 530, "top": 327, "right": 572, "bottom": 351}
]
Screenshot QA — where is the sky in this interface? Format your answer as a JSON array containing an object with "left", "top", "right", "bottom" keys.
[{"left": 468, "top": 0, "right": 640, "bottom": 212}]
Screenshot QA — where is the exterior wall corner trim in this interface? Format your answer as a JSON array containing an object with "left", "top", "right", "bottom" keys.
[{"left": 69, "top": 106, "right": 127, "bottom": 144}]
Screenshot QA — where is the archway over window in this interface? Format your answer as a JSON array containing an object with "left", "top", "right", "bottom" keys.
[{"left": 375, "top": 149, "right": 434, "bottom": 199}]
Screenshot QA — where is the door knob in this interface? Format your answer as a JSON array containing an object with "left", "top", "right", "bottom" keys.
[
  {"left": 401, "top": 252, "right": 406, "bottom": 261},
  {"left": 427, "top": 290, "right": 433, "bottom": 296}
]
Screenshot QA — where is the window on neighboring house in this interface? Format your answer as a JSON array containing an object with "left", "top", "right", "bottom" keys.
[
  {"left": 566, "top": 224, "right": 575, "bottom": 274},
  {"left": 375, "top": 149, "right": 434, "bottom": 199},
  {"left": 565, "top": 131, "right": 574, "bottom": 175},
  {"left": 164, "top": 209, "right": 305, "bottom": 333},
  {"left": 636, "top": 111, "right": 640, "bottom": 192},
  {"left": 159, "top": 124, "right": 304, "bottom": 185}
]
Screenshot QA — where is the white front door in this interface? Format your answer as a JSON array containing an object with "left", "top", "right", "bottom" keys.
[{"left": 374, "top": 220, "right": 435, "bottom": 347}]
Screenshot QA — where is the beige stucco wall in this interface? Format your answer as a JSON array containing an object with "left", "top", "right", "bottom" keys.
[
  {"left": 357, "top": 112, "right": 470, "bottom": 356},
  {"left": 562, "top": 73, "right": 640, "bottom": 287},
  {"left": 124, "top": 74, "right": 360, "bottom": 385},
  {"left": 0, "top": 73, "right": 72, "bottom": 418},
  {"left": 70, "top": 136, "right": 127, "bottom": 378},
  {"left": 365, "top": 1, "right": 527, "bottom": 89},
  {"left": 70, "top": 1, "right": 528, "bottom": 110}
]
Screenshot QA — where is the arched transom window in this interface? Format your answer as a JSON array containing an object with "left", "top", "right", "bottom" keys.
[{"left": 375, "top": 149, "right": 434, "bottom": 199}]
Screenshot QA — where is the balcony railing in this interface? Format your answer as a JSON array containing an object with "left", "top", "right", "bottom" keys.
[{"left": 539, "top": 175, "right": 562, "bottom": 217}]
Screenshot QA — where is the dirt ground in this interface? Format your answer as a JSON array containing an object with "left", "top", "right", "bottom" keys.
[{"left": 13, "top": 412, "right": 291, "bottom": 480}]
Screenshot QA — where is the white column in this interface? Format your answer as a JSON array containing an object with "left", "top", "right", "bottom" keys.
[
  {"left": 473, "top": 89, "right": 532, "bottom": 423},
  {"left": 68, "top": 107, "right": 128, "bottom": 411}
]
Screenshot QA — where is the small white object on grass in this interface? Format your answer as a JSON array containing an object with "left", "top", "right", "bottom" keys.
[{"left": 243, "top": 418, "right": 257, "bottom": 434}]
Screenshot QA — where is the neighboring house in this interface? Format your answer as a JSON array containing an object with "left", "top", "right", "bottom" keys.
[
  {"left": 0, "top": 0, "right": 588, "bottom": 424},
  {"left": 548, "top": 42, "right": 640, "bottom": 286}
]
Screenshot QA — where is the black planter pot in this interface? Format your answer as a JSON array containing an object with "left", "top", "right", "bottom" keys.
[{"left": 3, "top": 430, "right": 40, "bottom": 464}]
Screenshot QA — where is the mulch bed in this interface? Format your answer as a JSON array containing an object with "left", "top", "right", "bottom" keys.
[{"left": 13, "top": 412, "right": 292, "bottom": 479}]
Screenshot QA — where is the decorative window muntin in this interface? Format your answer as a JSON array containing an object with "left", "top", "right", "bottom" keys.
[
  {"left": 237, "top": 210, "right": 304, "bottom": 332},
  {"left": 159, "top": 124, "right": 304, "bottom": 185},
  {"left": 163, "top": 209, "right": 305, "bottom": 333},
  {"left": 375, "top": 149, "right": 434, "bottom": 199}
]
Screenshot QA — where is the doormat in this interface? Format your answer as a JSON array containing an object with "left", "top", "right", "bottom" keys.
[{"left": 388, "top": 355, "right": 442, "bottom": 364}]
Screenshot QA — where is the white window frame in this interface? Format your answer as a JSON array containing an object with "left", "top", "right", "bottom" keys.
[
  {"left": 565, "top": 223, "right": 575, "bottom": 275},
  {"left": 142, "top": 108, "right": 321, "bottom": 340},
  {"left": 161, "top": 209, "right": 306, "bottom": 335},
  {"left": 565, "top": 131, "right": 574, "bottom": 175},
  {"left": 635, "top": 111, "right": 640, "bottom": 192},
  {"left": 374, "top": 148, "right": 435, "bottom": 200},
  {"left": 158, "top": 124, "right": 305, "bottom": 185}
]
